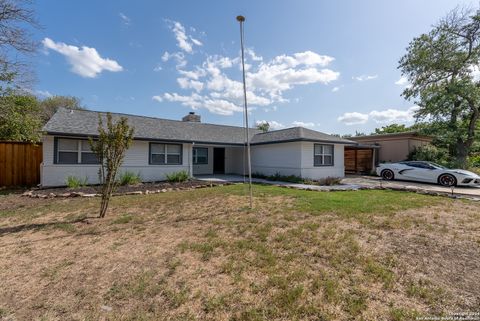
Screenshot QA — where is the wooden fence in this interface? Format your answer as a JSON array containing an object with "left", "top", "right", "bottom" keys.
[
  {"left": 0, "top": 142, "right": 42, "bottom": 187},
  {"left": 344, "top": 148, "right": 374, "bottom": 174}
]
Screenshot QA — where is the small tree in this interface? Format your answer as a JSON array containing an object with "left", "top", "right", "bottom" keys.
[
  {"left": 374, "top": 124, "right": 410, "bottom": 134},
  {"left": 256, "top": 121, "right": 270, "bottom": 133},
  {"left": 89, "top": 113, "right": 134, "bottom": 218}
]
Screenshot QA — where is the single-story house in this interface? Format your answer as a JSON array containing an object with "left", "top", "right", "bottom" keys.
[
  {"left": 40, "top": 108, "right": 355, "bottom": 187},
  {"left": 349, "top": 132, "right": 433, "bottom": 163}
]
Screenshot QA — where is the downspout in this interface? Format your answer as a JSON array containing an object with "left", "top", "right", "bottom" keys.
[{"left": 189, "top": 142, "right": 194, "bottom": 178}]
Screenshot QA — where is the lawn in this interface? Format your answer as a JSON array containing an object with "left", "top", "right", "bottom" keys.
[{"left": 0, "top": 184, "right": 479, "bottom": 320}]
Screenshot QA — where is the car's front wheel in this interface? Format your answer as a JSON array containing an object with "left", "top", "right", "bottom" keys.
[
  {"left": 438, "top": 174, "right": 457, "bottom": 187},
  {"left": 381, "top": 169, "right": 395, "bottom": 180}
]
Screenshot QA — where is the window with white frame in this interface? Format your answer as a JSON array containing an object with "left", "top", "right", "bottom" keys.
[
  {"left": 314, "top": 144, "right": 334, "bottom": 166},
  {"left": 55, "top": 138, "right": 99, "bottom": 164},
  {"left": 193, "top": 147, "right": 208, "bottom": 165},
  {"left": 150, "top": 143, "right": 182, "bottom": 165}
]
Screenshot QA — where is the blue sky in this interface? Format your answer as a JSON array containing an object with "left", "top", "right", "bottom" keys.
[{"left": 31, "top": 0, "right": 472, "bottom": 135}]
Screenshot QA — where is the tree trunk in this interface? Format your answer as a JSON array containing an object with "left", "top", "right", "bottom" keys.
[{"left": 455, "top": 140, "right": 469, "bottom": 169}]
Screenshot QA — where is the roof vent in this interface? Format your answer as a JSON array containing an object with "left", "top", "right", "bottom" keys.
[{"left": 182, "top": 112, "right": 201, "bottom": 122}]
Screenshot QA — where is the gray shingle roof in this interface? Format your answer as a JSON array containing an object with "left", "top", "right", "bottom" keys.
[
  {"left": 43, "top": 108, "right": 354, "bottom": 145},
  {"left": 250, "top": 127, "right": 355, "bottom": 145}
]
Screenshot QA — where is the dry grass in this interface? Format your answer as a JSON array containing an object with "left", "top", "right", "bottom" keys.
[{"left": 0, "top": 184, "right": 479, "bottom": 320}]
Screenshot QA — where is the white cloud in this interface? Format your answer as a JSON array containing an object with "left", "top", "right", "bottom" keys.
[
  {"left": 152, "top": 95, "right": 163, "bottom": 102},
  {"left": 22, "top": 88, "right": 53, "bottom": 98},
  {"left": 42, "top": 38, "right": 123, "bottom": 78},
  {"left": 394, "top": 76, "right": 412, "bottom": 88},
  {"left": 369, "top": 106, "right": 419, "bottom": 123},
  {"left": 156, "top": 21, "right": 339, "bottom": 116},
  {"left": 177, "top": 77, "right": 204, "bottom": 92},
  {"left": 337, "top": 106, "right": 419, "bottom": 125},
  {"left": 153, "top": 64, "right": 162, "bottom": 72},
  {"left": 191, "top": 38, "right": 203, "bottom": 46},
  {"left": 264, "top": 105, "right": 278, "bottom": 112},
  {"left": 157, "top": 50, "right": 339, "bottom": 115},
  {"left": 161, "top": 51, "right": 187, "bottom": 68},
  {"left": 337, "top": 112, "right": 369, "bottom": 125},
  {"left": 469, "top": 65, "right": 480, "bottom": 82},
  {"left": 353, "top": 74, "right": 378, "bottom": 81},
  {"left": 178, "top": 68, "right": 206, "bottom": 80},
  {"left": 36, "top": 89, "right": 53, "bottom": 97},
  {"left": 332, "top": 86, "right": 340, "bottom": 92},
  {"left": 255, "top": 120, "right": 285, "bottom": 130},
  {"left": 119, "top": 13, "right": 131, "bottom": 25},
  {"left": 168, "top": 20, "right": 202, "bottom": 53},
  {"left": 292, "top": 121, "right": 315, "bottom": 128},
  {"left": 246, "top": 48, "right": 263, "bottom": 62},
  {"left": 162, "top": 92, "right": 243, "bottom": 115}
]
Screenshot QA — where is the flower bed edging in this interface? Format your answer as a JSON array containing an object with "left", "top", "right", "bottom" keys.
[{"left": 22, "top": 182, "right": 231, "bottom": 198}]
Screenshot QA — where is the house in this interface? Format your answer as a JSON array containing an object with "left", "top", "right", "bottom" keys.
[
  {"left": 349, "top": 132, "right": 433, "bottom": 163},
  {"left": 40, "top": 108, "right": 355, "bottom": 187}
]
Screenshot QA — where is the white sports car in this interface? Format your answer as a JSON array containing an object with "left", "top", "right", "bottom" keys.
[{"left": 376, "top": 161, "right": 480, "bottom": 187}]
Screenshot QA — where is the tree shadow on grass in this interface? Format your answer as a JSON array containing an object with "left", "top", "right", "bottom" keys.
[{"left": 0, "top": 216, "right": 99, "bottom": 237}]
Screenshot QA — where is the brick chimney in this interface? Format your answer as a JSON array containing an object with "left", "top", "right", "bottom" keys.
[{"left": 182, "top": 112, "right": 201, "bottom": 122}]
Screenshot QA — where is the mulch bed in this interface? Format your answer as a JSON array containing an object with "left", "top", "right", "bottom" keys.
[{"left": 24, "top": 180, "right": 229, "bottom": 198}]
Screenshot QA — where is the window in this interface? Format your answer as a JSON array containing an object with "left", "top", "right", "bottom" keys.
[
  {"left": 314, "top": 144, "right": 334, "bottom": 166},
  {"left": 193, "top": 147, "right": 208, "bottom": 165},
  {"left": 55, "top": 138, "right": 99, "bottom": 164},
  {"left": 150, "top": 143, "right": 182, "bottom": 165}
]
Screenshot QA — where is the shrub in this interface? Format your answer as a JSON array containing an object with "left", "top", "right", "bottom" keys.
[
  {"left": 407, "top": 144, "right": 450, "bottom": 166},
  {"left": 118, "top": 171, "right": 141, "bottom": 186},
  {"left": 252, "top": 172, "right": 303, "bottom": 184},
  {"left": 252, "top": 172, "right": 341, "bottom": 186},
  {"left": 165, "top": 170, "right": 189, "bottom": 183},
  {"left": 468, "top": 154, "right": 480, "bottom": 167},
  {"left": 65, "top": 176, "right": 88, "bottom": 188},
  {"left": 319, "top": 176, "right": 342, "bottom": 186}
]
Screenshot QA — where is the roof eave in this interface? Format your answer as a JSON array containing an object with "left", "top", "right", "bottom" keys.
[
  {"left": 44, "top": 131, "right": 245, "bottom": 146},
  {"left": 251, "top": 138, "right": 357, "bottom": 146}
]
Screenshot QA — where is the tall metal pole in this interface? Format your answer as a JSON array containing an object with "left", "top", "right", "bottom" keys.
[{"left": 236, "top": 15, "right": 253, "bottom": 208}]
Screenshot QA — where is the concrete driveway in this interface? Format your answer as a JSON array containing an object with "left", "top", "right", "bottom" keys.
[
  {"left": 342, "top": 175, "right": 480, "bottom": 198},
  {"left": 196, "top": 174, "right": 480, "bottom": 199}
]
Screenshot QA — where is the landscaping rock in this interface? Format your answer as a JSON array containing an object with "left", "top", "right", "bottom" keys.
[
  {"left": 22, "top": 191, "right": 33, "bottom": 197},
  {"left": 100, "top": 305, "right": 112, "bottom": 312},
  {"left": 125, "top": 191, "right": 143, "bottom": 195}
]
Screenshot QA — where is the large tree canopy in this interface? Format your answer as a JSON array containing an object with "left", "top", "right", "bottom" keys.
[
  {"left": 0, "top": 93, "right": 85, "bottom": 142},
  {"left": 38, "top": 95, "right": 85, "bottom": 123},
  {"left": 0, "top": 94, "right": 41, "bottom": 142},
  {"left": 0, "top": 0, "right": 38, "bottom": 92},
  {"left": 399, "top": 7, "right": 480, "bottom": 168}
]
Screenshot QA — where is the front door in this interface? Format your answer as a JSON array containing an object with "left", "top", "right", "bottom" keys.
[{"left": 213, "top": 148, "right": 225, "bottom": 174}]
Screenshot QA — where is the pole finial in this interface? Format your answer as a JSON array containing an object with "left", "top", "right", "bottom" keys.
[{"left": 236, "top": 15, "right": 245, "bottom": 22}]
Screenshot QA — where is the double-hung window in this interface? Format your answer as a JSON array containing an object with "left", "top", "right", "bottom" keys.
[
  {"left": 150, "top": 143, "right": 182, "bottom": 165},
  {"left": 55, "top": 138, "right": 99, "bottom": 164},
  {"left": 193, "top": 147, "right": 208, "bottom": 165},
  {"left": 314, "top": 144, "right": 334, "bottom": 166}
]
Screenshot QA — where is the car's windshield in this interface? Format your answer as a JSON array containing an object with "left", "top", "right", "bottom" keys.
[{"left": 428, "top": 162, "right": 447, "bottom": 169}]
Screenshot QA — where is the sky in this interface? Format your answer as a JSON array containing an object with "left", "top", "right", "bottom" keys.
[{"left": 30, "top": 0, "right": 473, "bottom": 135}]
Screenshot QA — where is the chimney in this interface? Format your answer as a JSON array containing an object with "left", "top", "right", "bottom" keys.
[{"left": 182, "top": 112, "right": 201, "bottom": 122}]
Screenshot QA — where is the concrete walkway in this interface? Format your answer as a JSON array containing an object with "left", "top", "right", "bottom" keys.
[
  {"left": 342, "top": 175, "right": 480, "bottom": 198},
  {"left": 195, "top": 175, "right": 363, "bottom": 191},
  {"left": 196, "top": 174, "right": 480, "bottom": 198}
]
